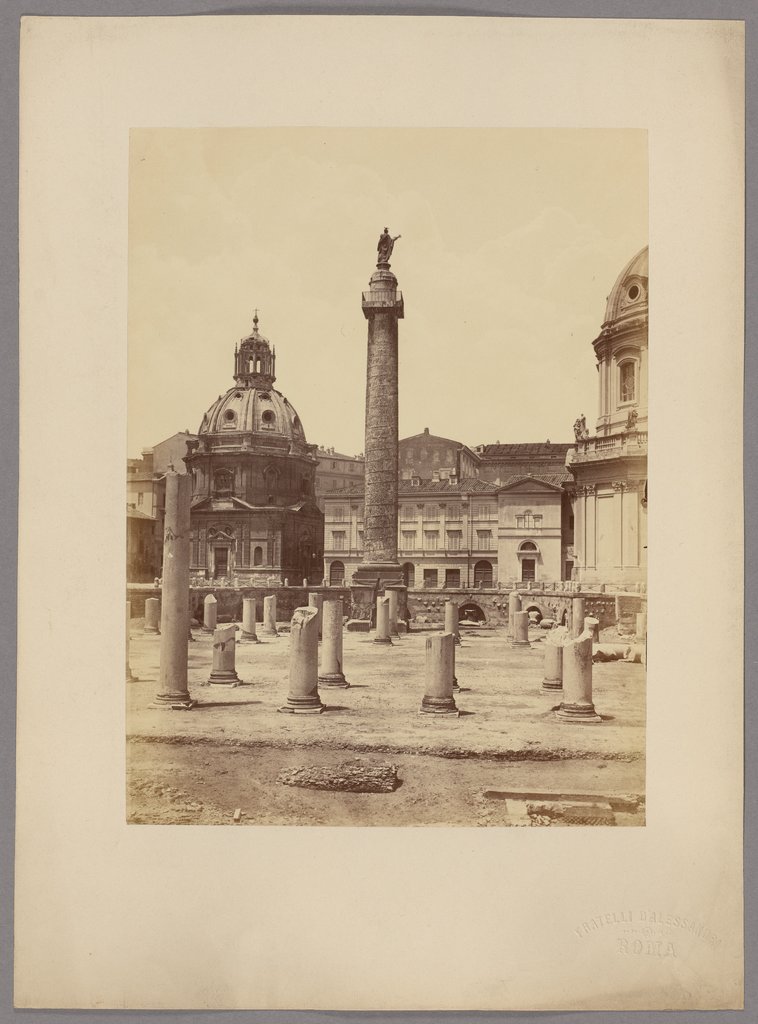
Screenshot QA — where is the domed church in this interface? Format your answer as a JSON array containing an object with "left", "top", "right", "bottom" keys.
[
  {"left": 567, "top": 247, "right": 648, "bottom": 586},
  {"left": 184, "top": 314, "right": 323, "bottom": 583}
]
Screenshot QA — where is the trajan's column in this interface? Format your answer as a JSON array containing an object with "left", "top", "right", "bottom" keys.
[{"left": 353, "top": 228, "right": 404, "bottom": 596}]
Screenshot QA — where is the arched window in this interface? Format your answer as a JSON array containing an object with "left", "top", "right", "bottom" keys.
[
  {"left": 402, "top": 562, "right": 415, "bottom": 588},
  {"left": 253, "top": 546, "right": 263, "bottom": 566},
  {"left": 619, "top": 361, "right": 636, "bottom": 403},
  {"left": 473, "top": 560, "right": 493, "bottom": 588},
  {"left": 520, "top": 541, "right": 538, "bottom": 552},
  {"left": 329, "top": 560, "right": 345, "bottom": 585}
]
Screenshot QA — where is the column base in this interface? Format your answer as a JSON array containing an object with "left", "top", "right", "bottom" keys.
[
  {"left": 187, "top": 632, "right": 196, "bottom": 643},
  {"left": 207, "top": 670, "right": 241, "bottom": 686},
  {"left": 452, "top": 677, "right": 460, "bottom": 692},
  {"left": 126, "top": 671, "right": 139, "bottom": 683},
  {"left": 318, "top": 672, "right": 350, "bottom": 688},
  {"left": 278, "top": 697, "right": 326, "bottom": 714},
  {"left": 510, "top": 640, "right": 531, "bottom": 648},
  {"left": 238, "top": 631, "right": 261, "bottom": 643},
  {"left": 150, "top": 693, "right": 197, "bottom": 709},
  {"left": 542, "top": 678, "right": 563, "bottom": 691},
  {"left": 373, "top": 636, "right": 393, "bottom": 645},
  {"left": 259, "top": 628, "right": 279, "bottom": 637},
  {"left": 201, "top": 626, "right": 215, "bottom": 634},
  {"left": 554, "top": 702, "right": 602, "bottom": 723},
  {"left": 419, "top": 695, "right": 459, "bottom": 716},
  {"left": 143, "top": 627, "right": 160, "bottom": 635}
]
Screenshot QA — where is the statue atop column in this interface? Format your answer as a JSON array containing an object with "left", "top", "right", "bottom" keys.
[{"left": 377, "top": 227, "right": 401, "bottom": 267}]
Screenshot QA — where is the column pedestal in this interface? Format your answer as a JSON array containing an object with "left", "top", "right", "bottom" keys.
[{"left": 279, "top": 606, "right": 324, "bottom": 714}]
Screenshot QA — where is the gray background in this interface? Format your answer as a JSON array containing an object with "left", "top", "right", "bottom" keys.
[{"left": 1, "top": 1, "right": 754, "bottom": 1022}]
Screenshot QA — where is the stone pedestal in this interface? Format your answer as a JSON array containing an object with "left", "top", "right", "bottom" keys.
[
  {"left": 570, "top": 597, "right": 585, "bottom": 638},
  {"left": 202, "top": 594, "right": 217, "bottom": 634},
  {"left": 144, "top": 597, "right": 160, "bottom": 634},
  {"left": 308, "top": 592, "right": 324, "bottom": 639},
  {"left": 510, "top": 610, "right": 531, "bottom": 647},
  {"left": 207, "top": 624, "right": 241, "bottom": 686},
  {"left": 374, "top": 596, "right": 392, "bottom": 644},
  {"left": 279, "top": 606, "right": 324, "bottom": 714},
  {"left": 420, "top": 633, "right": 459, "bottom": 716},
  {"left": 260, "top": 594, "right": 278, "bottom": 637},
  {"left": 555, "top": 630, "right": 602, "bottom": 723},
  {"left": 318, "top": 596, "right": 349, "bottom": 687},
  {"left": 542, "top": 643, "right": 563, "bottom": 691},
  {"left": 239, "top": 596, "right": 260, "bottom": 643},
  {"left": 508, "top": 592, "right": 522, "bottom": 637},
  {"left": 126, "top": 602, "right": 138, "bottom": 682},
  {"left": 152, "top": 471, "right": 195, "bottom": 708}
]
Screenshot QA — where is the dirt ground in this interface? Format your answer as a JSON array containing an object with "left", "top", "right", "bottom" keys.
[{"left": 126, "top": 622, "right": 646, "bottom": 827}]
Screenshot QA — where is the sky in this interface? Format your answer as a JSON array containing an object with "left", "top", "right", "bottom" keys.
[{"left": 128, "top": 128, "right": 647, "bottom": 458}]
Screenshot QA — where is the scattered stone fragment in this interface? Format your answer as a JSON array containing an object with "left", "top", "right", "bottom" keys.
[{"left": 278, "top": 761, "right": 399, "bottom": 792}]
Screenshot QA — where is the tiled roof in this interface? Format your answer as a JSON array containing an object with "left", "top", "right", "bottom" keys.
[
  {"left": 322, "top": 473, "right": 570, "bottom": 498},
  {"left": 479, "top": 442, "right": 572, "bottom": 458},
  {"left": 498, "top": 472, "right": 572, "bottom": 488}
]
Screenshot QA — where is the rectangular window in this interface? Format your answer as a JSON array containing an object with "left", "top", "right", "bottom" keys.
[
  {"left": 137, "top": 492, "right": 144, "bottom": 506},
  {"left": 620, "top": 361, "right": 636, "bottom": 402},
  {"left": 534, "top": 514, "right": 542, "bottom": 529},
  {"left": 332, "top": 505, "right": 346, "bottom": 521},
  {"left": 400, "top": 505, "right": 416, "bottom": 522},
  {"left": 476, "top": 530, "right": 494, "bottom": 550},
  {"left": 423, "top": 568, "right": 438, "bottom": 589},
  {"left": 476, "top": 502, "right": 495, "bottom": 520},
  {"left": 445, "top": 568, "right": 461, "bottom": 588},
  {"left": 401, "top": 531, "right": 417, "bottom": 551},
  {"left": 424, "top": 531, "right": 439, "bottom": 550},
  {"left": 423, "top": 504, "right": 440, "bottom": 521},
  {"left": 446, "top": 504, "right": 462, "bottom": 521},
  {"left": 516, "top": 515, "right": 524, "bottom": 529},
  {"left": 447, "top": 530, "right": 462, "bottom": 550},
  {"left": 357, "top": 530, "right": 364, "bottom": 549},
  {"left": 332, "top": 531, "right": 346, "bottom": 551}
]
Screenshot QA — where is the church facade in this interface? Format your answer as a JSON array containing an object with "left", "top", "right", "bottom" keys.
[
  {"left": 566, "top": 247, "right": 648, "bottom": 586},
  {"left": 184, "top": 315, "right": 323, "bottom": 584}
]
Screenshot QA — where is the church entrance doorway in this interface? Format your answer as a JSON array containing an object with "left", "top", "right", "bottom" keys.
[
  {"left": 521, "top": 558, "right": 535, "bottom": 582},
  {"left": 213, "top": 547, "right": 229, "bottom": 578}
]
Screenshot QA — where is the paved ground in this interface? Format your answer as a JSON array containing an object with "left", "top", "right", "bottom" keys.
[{"left": 126, "top": 622, "right": 646, "bottom": 826}]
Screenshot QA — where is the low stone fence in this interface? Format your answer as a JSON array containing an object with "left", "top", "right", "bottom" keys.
[{"left": 126, "top": 584, "right": 351, "bottom": 624}]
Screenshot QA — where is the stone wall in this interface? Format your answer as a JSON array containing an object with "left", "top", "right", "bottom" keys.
[{"left": 126, "top": 585, "right": 351, "bottom": 624}]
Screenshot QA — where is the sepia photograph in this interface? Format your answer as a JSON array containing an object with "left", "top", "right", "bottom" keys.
[{"left": 126, "top": 127, "right": 648, "bottom": 827}]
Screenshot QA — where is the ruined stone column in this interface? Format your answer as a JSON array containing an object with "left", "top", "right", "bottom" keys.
[
  {"left": 308, "top": 592, "right": 323, "bottom": 639},
  {"left": 207, "top": 624, "right": 241, "bottom": 686},
  {"left": 126, "top": 602, "right": 138, "bottom": 683},
  {"left": 144, "top": 597, "right": 160, "bottom": 634},
  {"left": 510, "top": 610, "right": 531, "bottom": 648},
  {"left": 239, "top": 596, "right": 260, "bottom": 643},
  {"left": 153, "top": 470, "right": 194, "bottom": 708},
  {"left": 584, "top": 615, "right": 600, "bottom": 643},
  {"left": 318, "top": 596, "right": 349, "bottom": 687},
  {"left": 279, "top": 605, "right": 324, "bottom": 714},
  {"left": 374, "top": 595, "right": 392, "bottom": 644},
  {"left": 260, "top": 594, "right": 278, "bottom": 637},
  {"left": 202, "top": 593, "right": 217, "bottom": 634},
  {"left": 542, "top": 641, "right": 563, "bottom": 692},
  {"left": 636, "top": 610, "right": 647, "bottom": 637},
  {"left": 353, "top": 241, "right": 404, "bottom": 594},
  {"left": 444, "top": 600, "right": 461, "bottom": 646},
  {"left": 555, "top": 628, "right": 602, "bottom": 722},
  {"left": 386, "top": 588, "right": 399, "bottom": 635},
  {"left": 420, "top": 632, "right": 459, "bottom": 716},
  {"left": 570, "top": 597, "right": 585, "bottom": 638},
  {"left": 508, "top": 591, "right": 521, "bottom": 637}
]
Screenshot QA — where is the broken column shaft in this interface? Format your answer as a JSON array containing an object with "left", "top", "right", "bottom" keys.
[
  {"left": 318, "top": 596, "right": 349, "bottom": 687},
  {"left": 420, "top": 632, "right": 459, "bottom": 716},
  {"left": 240, "top": 596, "right": 260, "bottom": 643},
  {"left": 207, "top": 624, "right": 241, "bottom": 686},
  {"left": 202, "top": 593, "right": 217, "bottom": 634},
  {"left": 153, "top": 470, "right": 194, "bottom": 707},
  {"left": 374, "top": 595, "right": 392, "bottom": 644},
  {"left": 555, "top": 628, "right": 602, "bottom": 723},
  {"left": 260, "top": 594, "right": 278, "bottom": 637},
  {"left": 279, "top": 605, "right": 324, "bottom": 714}
]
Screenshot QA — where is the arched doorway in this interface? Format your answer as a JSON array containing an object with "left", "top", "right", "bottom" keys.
[
  {"left": 253, "top": 545, "right": 263, "bottom": 566},
  {"left": 329, "top": 560, "right": 345, "bottom": 586},
  {"left": 524, "top": 603, "right": 543, "bottom": 624},
  {"left": 402, "top": 562, "right": 415, "bottom": 588},
  {"left": 458, "top": 602, "right": 486, "bottom": 624},
  {"left": 473, "top": 560, "right": 493, "bottom": 588}
]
